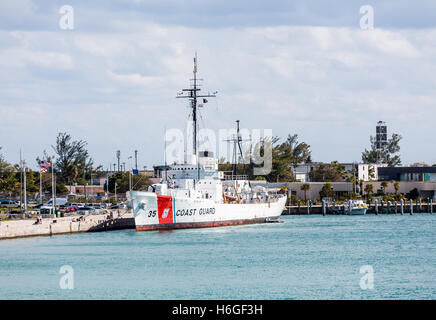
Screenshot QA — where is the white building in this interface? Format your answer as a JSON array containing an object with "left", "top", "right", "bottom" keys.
[{"left": 292, "top": 163, "right": 387, "bottom": 182}]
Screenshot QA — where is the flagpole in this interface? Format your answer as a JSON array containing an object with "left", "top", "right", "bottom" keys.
[
  {"left": 128, "top": 156, "right": 132, "bottom": 191},
  {"left": 51, "top": 160, "right": 55, "bottom": 217}
]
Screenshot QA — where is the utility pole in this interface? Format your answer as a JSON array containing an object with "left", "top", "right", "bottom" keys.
[
  {"left": 115, "top": 182, "right": 117, "bottom": 203},
  {"left": 19, "top": 149, "right": 22, "bottom": 209},
  {"left": 106, "top": 174, "right": 109, "bottom": 196},
  {"left": 128, "top": 156, "right": 132, "bottom": 191},
  {"left": 23, "top": 160, "right": 27, "bottom": 212}
]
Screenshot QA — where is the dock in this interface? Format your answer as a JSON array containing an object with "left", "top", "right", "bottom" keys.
[
  {"left": 0, "top": 210, "right": 135, "bottom": 240},
  {"left": 282, "top": 200, "right": 435, "bottom": 215}
]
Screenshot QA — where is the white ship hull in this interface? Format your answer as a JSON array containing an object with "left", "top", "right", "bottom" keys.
[
  {"left": 129, "top": 191, "right": 286, "bottom": 231},
  {"left": 349, "top": 208, "right": 367, "bottom": 215}
]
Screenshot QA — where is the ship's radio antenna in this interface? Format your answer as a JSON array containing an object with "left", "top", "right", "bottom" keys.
[
  {"left": 176, "top": 53, "right": 217, "bottom": 160},
  {"left": 164, "top": 125, "right": 167, "bottom": 183}
]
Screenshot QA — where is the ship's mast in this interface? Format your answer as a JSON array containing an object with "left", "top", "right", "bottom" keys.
[
  {"left": 177, "top": 53, "right": 217, "bottom": 160},
  {"left": 225, "top": 120, "right": 249, "bottom": 177}
]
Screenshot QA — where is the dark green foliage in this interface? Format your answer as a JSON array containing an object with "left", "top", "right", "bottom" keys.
[
  {"left": 309, "top": 161, "right": 346, "bottom": 182},
  {"left": 362, "top": 133, "right": 402, "bottom": 166},
  {"left": 106, "top": 172, "right": 151, "bottom": 194},
  {"left": 319, "top": 183, "right": 335, "bottom": 198}
]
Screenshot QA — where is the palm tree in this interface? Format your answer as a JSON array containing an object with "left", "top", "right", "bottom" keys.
[
  {"left": 345, "top": 175, "right": 354, "bottom": 197},
  {"left": 393, "top": 181, "right": 400, "bottom": 194},
  {"left": 364, "top": 184, "right": 373, "bottom": 199},
  {"left": 300, "top": 184, "right": 311, "bottom": 201},
  {"left": 381, "top": 181, "right": 388, "bottom": 194}
]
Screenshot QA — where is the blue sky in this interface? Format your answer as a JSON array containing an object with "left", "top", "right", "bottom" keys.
[{"left": 0, "top": 0, "right": 435, "bottom": 169}]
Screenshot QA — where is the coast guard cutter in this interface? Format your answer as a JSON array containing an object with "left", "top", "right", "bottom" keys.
[{"left": 129, "top": 56, "right": 286, "bottom": 231}]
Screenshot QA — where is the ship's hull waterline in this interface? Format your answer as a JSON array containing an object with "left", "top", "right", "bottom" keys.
[{"left": 130, "top": 191, "right": 287, "bottom": 231}]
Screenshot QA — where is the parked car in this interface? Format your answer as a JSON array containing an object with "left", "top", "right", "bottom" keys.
[
  {"left": 66, "top": 205, "right": 78, "bottom": 212},
  {"left": 43, "top": 198, "right": 69, "bottom": 207},
  {"left": 77, "top": 206, "right": 96, "bottom": 215},
  {"left": 33, "top": 203, "right": 44, "bottom": 209},
  {"left": 0, "top": 199, "right": 20, "bottom": 208}
]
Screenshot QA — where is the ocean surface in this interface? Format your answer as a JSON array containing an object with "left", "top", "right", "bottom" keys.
[{"left": 0, "top": 214, "right": 434, "bottom": 299}]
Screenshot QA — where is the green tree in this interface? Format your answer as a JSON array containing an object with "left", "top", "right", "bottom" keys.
[
  {"left": 309, "top": 161, "right": 346, "bottom": 182},
  {"left": 364, "top": 184, "right": 373, "bottom": 199},
  {"left": 407, "top": 188, "right": 419, "bottom": 200},
  {"left": 283, "top": 134, "right": 312, "bottom": 167},
  {"left": 252, "top": 134, "right": 311, "bottom": 182},
  {"left": 380, "top": 181, "right": 389, "bottom": 194},
  {"left": 319, "top": 183, "right": 335, "bottom": 199},
  {"left": 107, "top": 172, "right": 151, "bottom": 194},
  {"left": 0, "top": 147, "right": 19, "bottom": 196},
  {"left": 345, "top": 175, "right": 355, "bottom": 197},
  {"left": 362, "top": 133, "right": 402, "bottom": 166},
  {"left": 38, "top": 132, "right": 94, "bottom": 185},
  {"left": 300, "top": 183, "right": 311, "bottom": 200},
  {"left": 393, "top": 182, "right": 400, "bottom": 194}
]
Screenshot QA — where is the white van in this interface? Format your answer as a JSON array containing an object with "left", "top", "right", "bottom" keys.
[{"left": 42, "top": 198, "right": 68, "bottom": 207}]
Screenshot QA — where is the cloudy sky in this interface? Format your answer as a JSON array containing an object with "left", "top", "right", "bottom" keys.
[{"left": 1, "top": 0, "right": 435, "bottom": 170}]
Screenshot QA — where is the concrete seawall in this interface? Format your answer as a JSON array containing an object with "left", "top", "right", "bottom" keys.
[{"left": 0, "top": 210, "right": 135, "bottom": 240}]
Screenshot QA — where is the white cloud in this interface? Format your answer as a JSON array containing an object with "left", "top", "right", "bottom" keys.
[
  {"left": 0, "top": 21, "right": 435, "bottom": 167},
  {"left": 107, "top": 70, "right": 164, "bottom": 87}
]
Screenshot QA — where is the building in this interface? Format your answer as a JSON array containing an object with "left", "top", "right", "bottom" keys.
[
  {"left": 292, "top": 163, "right": 387, "bottom": 182},
  {"left": 66, "top": 185, "right": 105, "bottom": 196},
  {"left": 378, "top": 166, "right": 436, "bottom": 182}
]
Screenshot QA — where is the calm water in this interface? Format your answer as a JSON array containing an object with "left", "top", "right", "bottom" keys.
[{"left": 0, "top": 214, "right": 434, "bottom": 299}]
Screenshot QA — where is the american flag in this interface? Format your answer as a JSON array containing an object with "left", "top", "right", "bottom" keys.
[
  {"left": 40, "top": 161, "right": 51, "bottom": 168},
  {"left": 40, "top": 167, "right": 48, "bottom": 173}
]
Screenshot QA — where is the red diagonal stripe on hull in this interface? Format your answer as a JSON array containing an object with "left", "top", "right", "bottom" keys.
[{"left": 156, "top": 194, "right": 173, "bottom": 224}]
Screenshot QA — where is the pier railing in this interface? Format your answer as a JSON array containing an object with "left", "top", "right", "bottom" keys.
[
  {"left": 283, "top": 199, "right": 434, "bottom": 215},
  {"left": 223, "top": 174, "right": 249, "bottom": 180}
]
